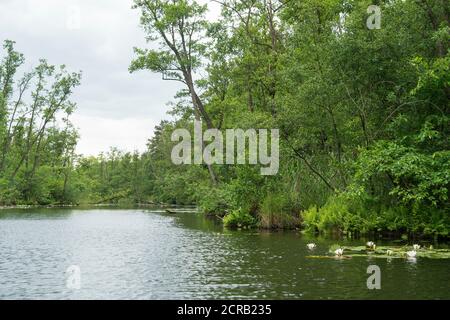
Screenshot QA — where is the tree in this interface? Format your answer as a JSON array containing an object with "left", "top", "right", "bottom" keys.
[
  {"left": 0, "top": 40, "right": 81, "bottom": 205},
  {"left": 130, "top": 0, "right": 219, "bottom": 184}
]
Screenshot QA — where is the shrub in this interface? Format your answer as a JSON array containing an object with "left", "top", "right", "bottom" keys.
[
  {"left": 223, "top": 209, "right": 257, "bottom": 229},
  {"left": 198, "top": 186, "right": 232, "bottom": 216},
  {"left": 302, "top": 194, "right": 450, "bottom": 237},
  {"left": 0, "top": 179, "right": 21, "bottom": 206},
  {"left": 302, "top": 197, "right": 353, "bottom": 234}
]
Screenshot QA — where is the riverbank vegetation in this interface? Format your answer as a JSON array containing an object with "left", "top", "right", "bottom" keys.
[{"left": 1, "top": 0, "right": 449, "bottom": 238}]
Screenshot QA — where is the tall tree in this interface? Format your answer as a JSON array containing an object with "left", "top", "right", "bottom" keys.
[{"left": 130, "top": 0, "right": 218, "bottom": 184}]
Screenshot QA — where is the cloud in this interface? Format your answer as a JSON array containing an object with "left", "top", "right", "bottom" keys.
[
  {"left": 0, "top": 0, "right": 218, "bottom": 156},
  {"left": 72, "top": 114, "right": 157, "bottom": 156}
]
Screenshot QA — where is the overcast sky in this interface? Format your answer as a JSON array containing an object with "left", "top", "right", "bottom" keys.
[{"left": 0, "top": 0, "right": 220, "bottom": 156}]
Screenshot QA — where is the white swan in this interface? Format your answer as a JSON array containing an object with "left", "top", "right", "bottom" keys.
[
  {"left": 406, "top": 250, "right": 417, "bottom": 258},
  {"left": 307, "top": 243, "right": 316, "bottom": 250},
  {"left": 413, "top": 244, "right": 420, "bottom": 250},
  {"left": 335, "top": 248, "right": 344, "bottom": 256}
]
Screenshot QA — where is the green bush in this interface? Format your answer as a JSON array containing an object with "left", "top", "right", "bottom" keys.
[
  {"left": 302, "top": 197, "right": 353, "bottom": 234},
  {"left": 227, "top": 165, "right": 267, "bottom": 215},
  {"left": 302, "top": 194, "right": 450, "bottom": 237},
  {"left": 223, "top": 209, "right": 257, "bottom": 229},
  {"left": 198, "top": 186, "right": 232, "bottom": 216},
  {"left": 0, "top": 179, "right": 21, "bottom": 206}
]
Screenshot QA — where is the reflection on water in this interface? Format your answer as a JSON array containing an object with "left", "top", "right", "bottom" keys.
[{"left": 0, "top": 208, "right": 449, "bottom": 299}]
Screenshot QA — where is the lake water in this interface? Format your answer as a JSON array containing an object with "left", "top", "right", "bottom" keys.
[{"left": 0, "top": 208, "right": 449, "bottom": 300}]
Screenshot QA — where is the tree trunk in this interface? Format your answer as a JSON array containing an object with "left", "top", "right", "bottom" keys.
[{"left": 183, "top": 71, "right": 218, "bottom": 185}]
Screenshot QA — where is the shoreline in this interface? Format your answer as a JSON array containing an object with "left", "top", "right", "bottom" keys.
[
  {"left": 0, "top": 204, "right": 447, "bottom": 242},
  {"left": 0, "top": 203, "right": 198, "bottom": 210}
]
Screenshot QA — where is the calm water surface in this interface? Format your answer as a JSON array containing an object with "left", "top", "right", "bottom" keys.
[{"left": 0, "top": 208, "right": 449, "bottom": 299}]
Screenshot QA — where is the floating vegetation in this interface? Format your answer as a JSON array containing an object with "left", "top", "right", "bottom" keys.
[
  {"left": 306, "top": 244, "right": 450, "bottom": 260},
  {"left": 306, "top": 255, "right": 352, "bottom": 260}
]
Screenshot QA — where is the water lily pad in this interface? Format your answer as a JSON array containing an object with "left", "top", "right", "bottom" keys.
[
  {"left": 306, "top": 255, "right": 352, "bottom": 260},
  {"left": 319, "top": 245, "right": 450, "bottom": 259}
]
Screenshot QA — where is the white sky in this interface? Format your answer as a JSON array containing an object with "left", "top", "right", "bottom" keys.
[{"left": 0, "top": 0, "right": 221, "bottom": 156}]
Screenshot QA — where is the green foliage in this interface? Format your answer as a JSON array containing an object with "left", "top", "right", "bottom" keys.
[
  {"left": 223, "top": 208, "right": 257, "bottom": 229},
  {"left": 0, "top": 40, "right": 81, "bottom": 206},
  {"left": 0, "top": 178, "right": 20, "bottom": 205},
  {"left": 259, "top": 192, "right": 301, "bottom": 229},
  {"left": 352, "top": 141, "right": 450, "bottom": 208},
  {"left": 227, "top": 165, "right": 267, "bottom": 214},
  {"left": 303, "top": 196, "right": 370, "bottom": 234},
  {"left": 198, "top": 185, "right": 232, "bottom": 216},
  {"left": 303, "top": 194, "right": 450, "bottom": 237}
]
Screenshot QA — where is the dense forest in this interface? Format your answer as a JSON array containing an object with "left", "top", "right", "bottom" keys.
[{"left": 0, "top": 0, "right": 449, "bottom": 237}]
